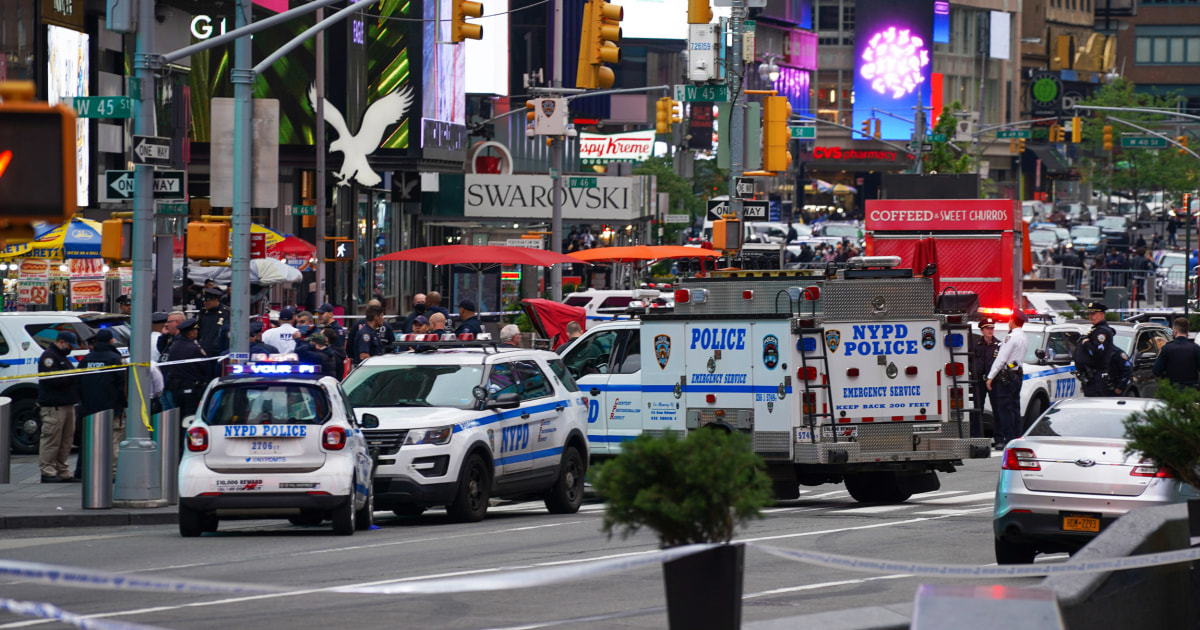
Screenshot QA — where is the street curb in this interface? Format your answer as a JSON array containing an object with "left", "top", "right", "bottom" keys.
[{"left": 0, "top": 511, "right": 177, "bottom": 530}]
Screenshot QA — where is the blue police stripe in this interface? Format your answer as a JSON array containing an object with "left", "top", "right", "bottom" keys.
[
  {"left": 1023, "top": 365, "right": 1076, "bottom": 380},
  {"left": 587, "top": 435, "right": 637, "bottom": 443},
  {"left": 495, "top": 446, "right": 564, "bottom": 466},
  {"left": 451, "top": 399, "right": 565, "bottom": 433},
  {"left": 586, "top": 383, "right": 793, "bottom": 395}
]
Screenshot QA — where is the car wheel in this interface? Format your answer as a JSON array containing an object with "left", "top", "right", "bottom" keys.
[
  {"left": 331, "top": 495, "right": 356, "bottom": 536},
  {"left": 844, "top": 472, "right": 912, "bottom": 503},
  {"left": 288, "top": 512, "right": 324, "bottom": 526},
  {"left": 355, "top": 489, "right": 374, "bottom": 531},
  {"left": 201, "top": 513, "right": 219, "bottom": 533},
  {"left": 544, "top": 447, "right": 586, "bottom": 514},
  {"left": 392, "top": 505, "right": 426, "bottom": 517},
  {"left": 1023, "top": 396, "right": 1046, "bottom": 434},
  {"left": 179, "top": 505, "right": 204, "bottom": 537},
  {"left": 994, "top": 536, "right": 1037, "bottom": 565},
  {"left": 448, "top": 454, "right": 491, "bottom": 522},
  {"left": 9, "top": 397, "right": 40, "bottom": 455}
]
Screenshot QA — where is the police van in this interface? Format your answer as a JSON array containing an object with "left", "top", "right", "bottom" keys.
[
  {"left": 177, "top": 356, "right": 378, "bottom": 536},
  {"left": 341, "top": 337, "right": 589, "bottom": 522}
]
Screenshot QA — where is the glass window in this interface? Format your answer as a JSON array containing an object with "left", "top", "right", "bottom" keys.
[
  {"left": 1137, "top": 37, "right": 1152, "bottom": 63},
  {"left": 615, "top": 330, "right": 642, "bottom": 374},
  {"left": 342, "top": 364, "right": 485, "bottom": 410},
  {"left": 25, "top": 323, "right": 92, "bottom": 351},
  {"left": 840, "top": 5, "right": 854, "bottom": 30},
  {"left": 1153, "top": 37, "right": 1168, "bottom": 62},
  {"left": 486, "top": 362, "right": 519, "bottom": 397},
  {"left": 549, "top": 359, "right": 580, "bottom": 393},
  {"left": 203, "top": 384, "right": 331, "bottom": 425},
  {"left": 1021, "top": 331, "right": 1045, "bottom": 364},
  {"left": 1114, "top": 331, "right": 1134, "bottom": 355},
  {"left": 1027, "top": 405, "right": 1151, "bottom": 440},
  {"left": 598, "top": 296, "right": 633, "bottom": 309},
  {"left": 0, "top": 329, "right": 8, "bottom": 355},
  {"left": 563, "top": 330, "right": 618, "bottom": 378},
  {"left": 564, "top": 296, "right": 592, "bottom": 307},
  {"left": 515, "top": 361, "right": 553, "bottom": 400},
  {"left": 1188, "top": 38, "right": 1200, "bottom": 62},
  {"left": 1170, "top": 37, "right": 1185, "bottom": 62},
  {"left": 1045, "top": 332, "right": 1077, "bottom": 360},
  {"left": 817, "top": 5, "right": 839, "bottom": 30}
]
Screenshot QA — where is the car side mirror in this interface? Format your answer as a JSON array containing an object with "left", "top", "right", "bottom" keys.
[
  {"left": 1138, "top": 351, "right": 1158, "bottom": 362},
  {"left": 472, "top": 385, "right": 487, "bottom": 402},
  {"left": 360, "top": 413, "right": 379, "bottom": 429},
  {"left": 1034, "top": 348, "right": 1047, "bottom": 365},
  {"left": 486, "top": 392, "right": 521, "bottom": 410}
]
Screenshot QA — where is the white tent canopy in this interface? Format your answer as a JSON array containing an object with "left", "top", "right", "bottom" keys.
[{"left": 173, "top": 258, "right": 303, "bottom": 286}]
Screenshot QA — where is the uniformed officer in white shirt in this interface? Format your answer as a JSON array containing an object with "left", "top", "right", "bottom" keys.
[
  {"left": 987, "top": 310, "right": 1029, "bottom": 448},
  {"left": 263, "top": 307, "right": 299, "bottom": 354}
]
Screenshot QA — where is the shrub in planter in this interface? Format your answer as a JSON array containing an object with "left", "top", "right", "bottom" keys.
[
  {"left": 1124, "top": 381, "right": 1200, "bottom": 489},
  {"left": 593, "top": 429, "right": 773, "bottom": 547}
]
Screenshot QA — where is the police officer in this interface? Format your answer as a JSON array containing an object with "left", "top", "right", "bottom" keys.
[
  {"left": 1075, "top": 302, "right": 1117, "bottom": 397},
  {"left": 455, "top": 299, "right": 483, "bottom": 336},
  {"left": 115, "top": 294, "right": 131, "bottom": 315},
  {"left": 197, "top": 287, "right": 231, "bottom": 357},
  {"left": 249, "top": 322, "right": 277, "bottom": 355},
  {"left": 315, "top": 303, "right": 347, "bottom": 372},
  {"left": 1153, "top": 317, "right": 1200, "bottom": 388},
  {"left": 77, "top": 329, "right": 127, "bottom": 475},
  {"left": 971, "top": 317, "right": 1002, "bottom": 438},
  {"left": 164, "top": 319, "right": 210, "bottom": 417},
  {"left": 37, "top": 330, "right": 80, "bottom": 483},
  {"left": 987, "top": 311, "right": 1029, "bottom": 448},
  {"left": 353, "top": 304, "right": 386, "bottom": 363}
]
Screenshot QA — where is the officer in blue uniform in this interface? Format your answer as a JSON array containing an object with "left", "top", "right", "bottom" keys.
[
  {"left": 164, "top": 318, "right": 210, "bottom": 417},
  {"left": 1074, "top": 302, "right": 1117, "bottom": 397},
  {"left": 454, "top": 299, "right": 483, "bottom": 336},
  {"left": 353, "top": 304, "right": 386, "bottom": 364}
]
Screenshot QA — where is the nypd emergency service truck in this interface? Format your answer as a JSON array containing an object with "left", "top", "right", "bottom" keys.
[{"left": 564, "top": 256, "right": 992, "bottom": 503}]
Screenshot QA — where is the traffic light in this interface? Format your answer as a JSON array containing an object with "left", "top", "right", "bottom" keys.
[
  {"left": 1048, "top": 123, "right": 1060, "bottom": 143},
  {"left": 873, "top": 119, "right": 881, "bottom": 140},
  {"left": 187, "top": 221, "right": 230, "bottom": 261},
  {"left": 1071, "top": 116, "right": 1082, "bottom": 143},
  {"left": 1017, "top": 138, "right": 1026, "bottom": 153},
  {"left": 762, "top": 95, "right": 792, "bottom": 173},
  {"left": 1178, "top": 135, "right": 1189, "bottom": 155},
  {"left": 670, "top": 99, "right": 683, "bottom": 124},
  {"left": 861, "top": 118, "right": 871, "bottom": 137},
  {"left": 451, "top": 0, "right": 483, "bottom": 42},
  {"left": 1103, "top": 125, "right": 1113, "bottom": 151},
  {"left": 576, "top": 0, "right": 623, "bottom": 90},
  {"left": 655, "top": 97, "right": 671, "bottom": 134},
  {"left": 687, "top": 0, "right": 712, "bottom": 24},
  {"left": 0, "top": 81, "right": 77, "bottom": 232},
  {"left": 325, "top": 237, "right": 355, "bottom": 262},
  {"left": 101, "top": 218, "right": 132, "bottom": 262},
  {"left": 1009, "top": 139, "right": 1017, "bottom": 154}
]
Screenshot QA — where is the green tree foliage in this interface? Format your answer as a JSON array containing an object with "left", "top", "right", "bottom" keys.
[
  {"left": 593, "top": 430, "right": 773, "bottom": 547},
  {"left": 1079, "top": 79, "right": 1197, "bottom": 204},
  {"left": 1123, "top": 382, "right": 1200, "bottom": 489},
  {"left": 634, "top": 157, "right": 697, "bottom": 243},
  {"left": 922, "top": 103, "right": 974, "bottom": 174}
]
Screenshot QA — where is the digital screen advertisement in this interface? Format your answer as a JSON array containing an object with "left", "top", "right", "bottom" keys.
[
  {"left": 46, "top": 24, "right": 88, "bottom": 207},
  {"left": 423, "top": 0, "right": 465, "bottom": 124},
  {"left": 622, "top": 0, "right": 732, "bottom": 40},
  {"left": 465, "top": 0, "right": 509, "bottom": 95},
  {"left": 852, "top": 0, "right": 934, "bottom": 141}
]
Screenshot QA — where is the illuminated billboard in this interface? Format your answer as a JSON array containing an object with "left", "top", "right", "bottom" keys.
[
  {"left": 852, "top": 0, "right": 934, "bottom": 141},
  {"left": 46, "top": 25, "right": 88, "bottom": 207}
]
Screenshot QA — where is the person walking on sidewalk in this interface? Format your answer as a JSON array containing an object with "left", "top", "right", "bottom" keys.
[
  {"left": 37, "top": 330, "right": 80, "bottom": 483},
  {"left": 77, "top": 329, "right": 127, "bottom": 477}
]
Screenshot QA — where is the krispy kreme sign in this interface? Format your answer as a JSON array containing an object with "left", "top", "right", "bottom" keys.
[{"left": 579, "top": 130, "right": 655, "bottom": 165}]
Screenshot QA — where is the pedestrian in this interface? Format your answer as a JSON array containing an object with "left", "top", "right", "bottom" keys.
[
  {"left": 315, "top": 303, "right": 347, "bottom": 377},
  {"left": 971, "top": 317, "right": 1002, "bottom": 438},
  {"left": 37, "top": 330, "right": 81, "bottom": 483},
  {"left": 1153, "top": 317, "right": 1200, "bottom": 388},
  {"left": 295, "top": 310, "right": 315, "bottom": 328},
  {"left": 295, "top": 331, "right": 337, "bottom": 378},
  {"left": 353, "top": 304, "right": 386, "bottom": 363},
  {"left": 1074, "top": 302, "right": 1117, "bottom": 397},
  {"left": 412, "top": 316, "right": 430, "bottom": 336},
  {"left": 455, "top": 299, "right": 483, "bottom": 336},
  {"left": 77, "top": 329, "right": 126, "bottom": 476},
  {"left": 116, "top": 294, "right": 131, "bottom": 315},
  {"left": 987, "top": 311, "right": 1029, "bottom": 448},
  {"left": 150, "top": 312, "right": 169, "bottom": 363},
  {"left": 263, "top": 306, "right": 299, "bottom": 354},
  {"left": 197, "top": 287, "right": 231, "bottom": 356},
  {"left": 500, "top": 324, "right": 521, "bottom": 347},
  {"left": 557, "top": 320, "right": 583, "bottom": 354},
  {"left": 360, "top": 298, "right": 397, "bottom": 346},
  {"left": 308, "top": 333, "right": 338, "bottom": 377},
  {"left": 403, "top": 293, "right": 427, "bottom": 333},
  {"left": 1168, "top": 215, "right": 1179, "bottom": 247},
  {"left": 425, "top": 291, "right": 450, "bottom": 319},
  {"left": 163, "top": 318, "right": 210, "bottom": 418}
]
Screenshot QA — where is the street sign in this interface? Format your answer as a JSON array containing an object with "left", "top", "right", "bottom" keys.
[
  {"left": 152, "top": 170, "right": 186, "bottom": 199},
  {"left": 132, "top": 135, "right": 172, "bottom": 167},
  {"left": 706, "top": 199, "right": 730, "bottom": 220},
  {"left": 997, "top": 129, "right": 1031, "bottom": 139},
  {"left": 568, "top": 176, "right": 597, "bottom": 189},
  {"left": 741, "top": 201, "right": 769, "bottom": 222},
  {"left": 733, "top": 177, "right": 754, "bottom": 199},
  {"left": 156, "top": 202, "right": 188, "bottom": 216},
  {"left": 907, "top": 142, "right": 934, "bottom": 152},
  {"left": 506, "top": 238, "right": 544, "bottom": 249},
  {"left": 67, "top": 96, "right": 133, "bottom": 119},
  {"left": 789, "top": 126, "right": 816, "bottom": 139},
  {"left": 1121, "top": 135, "right": 1169, "bottom": 149},
  {"left": 674, "top": 84, "right": 729, "bottom": 103},
  {"left": 928, "top": 133, "right": 947, "bottom": 142},
  {"left": 102, "top": 170, "right": 186, "bottom": 201},
  {"left": 664, "top": 214, "right": 691, "bottom": 224},
  {"left": 285, "top": 204, "right": 316, "bottom": 216}
]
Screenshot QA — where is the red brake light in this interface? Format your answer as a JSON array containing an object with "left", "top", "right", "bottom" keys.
[
  {"left": 674, "top": 289, "right": 691, "bottom": 304},
  {"left": 905, "top": 366, "right": 918, "bottom": 376},
  {"left": 802, "top": 392, "right": 816, "bottom": 414},
  {"left": 323, "top": 426, "right": 347, "bottom": 451},
  {"left": 846, "top": 367, "right": 860, "bottom": 377},
  {"left": 1002, "top": 448, "right": 1040, "bottom": 471},
  {"left": 944, "top": 362, "right": 964, "bottom": 376},
  {"left": 186, "top": 426, "right": 208, "bottom": 452},
  {"left": 1131, "top": 458, "right": 1173, "bottom": 478}
]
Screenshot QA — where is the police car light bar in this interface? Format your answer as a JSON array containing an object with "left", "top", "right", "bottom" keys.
[
  {"left": 228, "top": 363, "right": 320, "bottom": 376},
  {"left": 845, "top": 256, "right": 901, "bottom": 269}
]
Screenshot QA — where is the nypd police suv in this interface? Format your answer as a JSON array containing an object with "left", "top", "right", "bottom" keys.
[
  {"left": 341, "top": 336, "right": 589, "bottom": 521},
  {"left": 177, "top": 355, "right": 378, "bottom": 536}
]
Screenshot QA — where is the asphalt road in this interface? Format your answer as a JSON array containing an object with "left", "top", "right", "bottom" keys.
[{"left": 0, "top": 452, "right": 1048, "bottom": 630}]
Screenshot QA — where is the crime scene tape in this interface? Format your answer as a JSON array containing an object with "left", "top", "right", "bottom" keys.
[
  {"left": 749, "top": 542, "right": 1200, "bottom": 578},
  {"left": 0, "top": 559, "right": 283, "bottom": 595},
  {"left": 0, "top": 355, "right": 223, "bottom": 384},
  {"left": 0, "top": 598, "right": 171, "bottom": 630}
]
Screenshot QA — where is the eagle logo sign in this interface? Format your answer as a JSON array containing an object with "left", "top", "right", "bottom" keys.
[{"left": 309, "top": 83, "right": 414, "bottom": 187}]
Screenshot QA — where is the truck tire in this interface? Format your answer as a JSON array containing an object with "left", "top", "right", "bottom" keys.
[
  {"left": 448, "top": 454, "right": 491, "bottom": 522},
  {"left": 9, "top": 397, "right": 40, "bottom": 455},
  {"left": 844, "top": 472, "right": 912, "bottom": 504},
  {"left": 994, "top": 536, "right": 1037, "bottom": 565},
  {"left": 544, "top": 447, "right": 585, "bottom": 514}
]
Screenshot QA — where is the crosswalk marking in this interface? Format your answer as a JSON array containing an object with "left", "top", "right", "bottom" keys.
[
  {"left": 916, "top": 491, "right": 995, "bottom": 505},
  {"left": 834, "top": 504, "right": 910, "bottom": 514},
  {"left": 912, "top": 507, "right": 993, "bottom": 516}
]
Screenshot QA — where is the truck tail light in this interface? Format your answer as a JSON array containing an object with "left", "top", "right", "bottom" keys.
[
  {"left": 798, "top": 366, "right": 817, "bottom": 381},
  {"left": 944, "top": 362, "right": 964, "bottom": 376},
  {"left": 802, "top": 392, "right": 816, "bottom": 415},
  {"left": 743, "top": 290, "right": 754, "bottom": 300},
  {"left": 1002, "top": 448, "right": 1041, "bottom": 471},
  {"left": 949, "top": 387, "right": 964, "bottom": 410},
  {"left": 905, "top": 366, "right": 919, "bottom": 376},
  {"left": 945, "top": 314, "right": 963, "bottom": 324},
  {"left": 846, "top": 367, "right": 860, "bottom": 377},
  {"left": 323, "top": 426, "right": 347, "bottom": 451},
  {"left": 797, "top": 318, "right": 816, "bottom": 328},
  {"left": 1131, "top": 457, "right": 1173, "bottom": 478},
  {"left": 802, "top": 286, "right": 820, "bottom": 301},
  {"left": 186, "top": 427, "right": 208, "bottom": 452},
  {"left": 706, "top": 394, "right": 717, "bottom": 404},
  {"left": 674, "top": 289, "right": 690, "bottom": 304}
]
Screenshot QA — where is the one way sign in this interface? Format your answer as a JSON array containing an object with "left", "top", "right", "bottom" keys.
[
  {"left": 706, "top": 200, "right": 730, "bottom": 221},
  {"left": 133, "top": 135, "right": 172, "bottom": 167},
  {"left": 101, "top": 170, "right": 186, "bottom": 202}
]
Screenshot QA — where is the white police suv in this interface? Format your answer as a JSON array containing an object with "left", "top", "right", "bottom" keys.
[
  {"left": 178, "top": 357, "right": 378, "bottom": 536},
  {"left": 341, "top": 338, "right": 589, "bottom": 522}
]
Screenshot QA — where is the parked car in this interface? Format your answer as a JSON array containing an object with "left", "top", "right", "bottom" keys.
[
  {"left": 993, "top": 398, "right": 1198, "bottom": 564},
  {"left": 1022, "top": 292, "right": 1084, "bottom": 323},
  {"left": 1070, "top": 225, "right": 1104, "bottom": 255},
  {"left": 1095, "top": 215, "right": 1132, "bottom": 247}
]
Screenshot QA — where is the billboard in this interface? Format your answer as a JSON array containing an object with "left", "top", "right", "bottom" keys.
[
  {"left": 424, "top": 0, "right": 465, "bottom": 124},
  {"left": 46, "top": 24, "right": 88, "bottom": 207},
  {"left": 852, "top": 0, "right": 934, "bottom": 141},
  {"left": 465, "top": 0, "right": 510, "bottom": 95}
]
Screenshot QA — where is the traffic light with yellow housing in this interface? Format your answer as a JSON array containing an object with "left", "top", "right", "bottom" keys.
[
  {"left": 873, "top": 119, "right": 881, "bottom": 140},
  {"left": 670, "top": 99, "right": 682, "bottom": 124},
  {"left": 861, "top": 118, "right": 871, "bottom": 137},
  {"left": 655, "top": 97, "right": 671, "bottom": 134},
  {"left": 187, "top": 221, "right": 231, "bottom": 262},
  {"left": 1049, "top": 123, "right": 1061, "bottom": 143},
  {"left": 762, "top": 95, "right": 792, "bottom": 172},
  {"left": 101, "top": 218, "right": 132, "bottom": 262},
  {"left": 687, "top": 0, "right": 713, "bottom": 24},
  {"left": 576, "top": 0, "right": 623, "bottom": 89},
  {"left": 1178, "top": 135, "right": 1189, "bottom": 155},
  {"left": 451, "top": 0, "right": 484, "bottom": 42},
  {"left": 1071, "top": 116, "right": 1082, "bottom": 143},
  {"left": 1103, "top": 125, "right": 1113, "bottom": 151},
  {"left": 1017, "top": 138, "right": 1026, "bottom": 153},
  {"left": 0, "top": 81, "right": 77, "bottom": 236}
]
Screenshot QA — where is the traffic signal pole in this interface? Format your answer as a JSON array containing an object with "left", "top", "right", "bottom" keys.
[{"left": 728, "top": 0, "right": 745, "bottom": 220}]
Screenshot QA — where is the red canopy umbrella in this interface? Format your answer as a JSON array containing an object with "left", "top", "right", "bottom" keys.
[
  {"left": 568, "top": 245, "right": 721, "bottom": 264},
  {"left": 521, "top": 298, "right": 585, "bottom": 350},
  {"left": 268, "top": 235, "right": 316, "bottom": 259}
]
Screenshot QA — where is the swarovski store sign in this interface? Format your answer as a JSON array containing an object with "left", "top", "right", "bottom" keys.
[{"left": 464, "top": 175, "right": 635, "bottom": 221}]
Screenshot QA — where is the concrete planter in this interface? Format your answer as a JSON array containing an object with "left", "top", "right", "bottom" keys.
[
  {"left": 1188, "top": 498, "right": 1200, "bottom": 537},
  {"left": 662, "top": 543, "right": 744, "bottom": 630}
]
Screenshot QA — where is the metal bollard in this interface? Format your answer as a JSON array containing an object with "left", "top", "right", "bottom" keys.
[
  {"left": 0, "top": 397, "right": 10, "bottom": 484},
  {"left": 155, "top": 408, "right": 180, "bottom": 505},
  {"left": 82, "top": 410, "right": 114, "bottom": 509}
]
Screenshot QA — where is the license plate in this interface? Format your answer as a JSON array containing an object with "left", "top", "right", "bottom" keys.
[
  {"left": 1062, "top": 513, "right": 1101, "bottom": 532},
  {"left": 248, "top": 440, "right": 281, "bottom": 453},
  {"left": 796, "top": 429, "right": 813, "bottom": 442}
]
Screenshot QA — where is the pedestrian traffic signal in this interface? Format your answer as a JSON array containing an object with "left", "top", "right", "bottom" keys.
[
  {"left": 0, "top": 81, "right": 77, "bottom": 232},
  {"left": 101, "top": 218, "right": 132, "bottom": 261},
  {"left": 576, "top": 0, "right": 623, "bottom": 90},
  {"left": 762, "top": 95, "right": 792, "bottom": 173},
  {"left": 688, "top": 0, "right": 713, "bottom": 23},
  {"left": 325, "top": 237, "right": 355, "bottom": 262},
  {"left": 1178, "top": 135, "right": 1189, "bottom": 155},
  {"left": 1103, "top": 125, "right": 1113, "bottom": 151},
  {"left": 1071, "top": 116, "right": 1082, "bottom": 143},
  {"left": 451, "top": 0, "right": 483, "bottom": 42},
  {"left": 187, "top": 221, "right": 230, "bottom": 261}
]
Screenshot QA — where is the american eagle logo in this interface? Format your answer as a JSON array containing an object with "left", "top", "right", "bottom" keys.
[
  {"left": 655, "top": 334, "right": 671, "bottom": 369},
  {"left": 309, "top": 83, "right": 415, "bottom": 187},
  {"left": 825, "top": 329, "right": 841, "bottom": 353}
]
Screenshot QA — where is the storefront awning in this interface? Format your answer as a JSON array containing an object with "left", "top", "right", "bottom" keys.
[{"left": 1027, "top": 145, "right": 1070, "bottom": 175}]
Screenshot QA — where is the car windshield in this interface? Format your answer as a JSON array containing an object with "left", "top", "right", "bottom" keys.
[
  {"left": 1027, "top": 405, "right": 1154, "bottom": 440},
  {"left": 203, "top": 383, "right": 331, "bottom": 425},
  {"left": 1113, "top": 331, "right": 1134, "bottom": 354},
  {"left": 1072, "top": 226, "right": 1100, "bottom": 238},
  {"left": 342, "top": 364, "right": 484, "bottom": 410},
  {"left": 1096, "top": 217, "right": 1125, "bottom": 228},
  {"left": 823, "top": 224, "right": 860, "bottom": 238},
  {"left": 1030, "top": 231, "right": 1057, "bottom": 245}
]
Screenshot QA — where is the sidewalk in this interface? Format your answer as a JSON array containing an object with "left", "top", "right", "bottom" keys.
[{"left": 0, "top": 454, "right": 177, "bottom": 530}]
